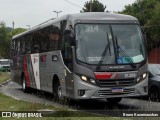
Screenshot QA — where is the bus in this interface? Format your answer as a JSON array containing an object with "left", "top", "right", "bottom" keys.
[
  {"left": 0, "top": 59, "right": 10, "bottom": 72},
  {"left": 11, "top": 12, "right": 148, "bottom": 103}
]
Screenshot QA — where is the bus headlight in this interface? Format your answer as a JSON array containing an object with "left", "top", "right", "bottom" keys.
[
  {"left": 143, "top": 73, "right": 147, "bottom": 79},
  {"left": 90, "top": 79, "right": 96, "bottom": 84},
  {"left": 80, "top": 75, "right": 96, "bottom": 85},
  {"left": 136, "top": 73, "right": 147, "bottom": 83},
  {"left": 81, "top": 76, "right": 88, "bottom": 81}
]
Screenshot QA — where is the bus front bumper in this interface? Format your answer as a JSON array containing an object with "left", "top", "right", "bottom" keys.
[{"left": 73, "top": 75, "right": 148, "bottom": 100}]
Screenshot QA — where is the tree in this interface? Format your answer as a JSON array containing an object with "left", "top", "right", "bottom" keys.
[
  {"left": 120, "top": 0, "right": 160, "bottom": 50},
  {"left": 0, "top": 21, "right": 27, "bottom": 58},
  {"left": 81, "top": 0, "right": 106, "bottom": 12},
  {"left": 8, "top": 28, "right": 26, "bottom": 39},
  {"left": 0, "top": 21, "right": 9, "bottom": 58},
  {"left": 147, "top": 2, "right": 160, "bottom": 43}
]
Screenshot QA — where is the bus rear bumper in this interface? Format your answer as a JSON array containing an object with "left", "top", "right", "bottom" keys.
[{"left": 73, "top": 76, "right": 148, "bottom": 100}]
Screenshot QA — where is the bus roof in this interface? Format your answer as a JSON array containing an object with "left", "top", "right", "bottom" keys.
[
  {"left": 0, "top": 59, "right": 10, "bottom": 61},
  {"left": 12, "top": 12, "right": 138, "bottom": 39}
]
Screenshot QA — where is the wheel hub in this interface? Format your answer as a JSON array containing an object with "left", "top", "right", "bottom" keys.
[
  {"left": 23, "top": 79, "right": 26, "bottom": 90},
  {"left": 58, "top": 86, "right": 62, "bottom": 100}
]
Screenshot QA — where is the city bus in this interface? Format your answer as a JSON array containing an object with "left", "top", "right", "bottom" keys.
[
  {"left": 11, "top": 12, "right": 148, "bottom": 103},
  {"left": 0, "top": 59, "right": 10, "bottom": 72}
]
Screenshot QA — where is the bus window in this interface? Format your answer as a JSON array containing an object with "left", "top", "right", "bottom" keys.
[
  {"left": 21, "top": 38, "right": 25, "bottom": 54},
  {"left": 25, "top": 35, "right": 32, "bottom": 54},
  {"left": 15, "top": 40, "right": 18, "bottom": 55},
  {"left": 33, "top": 40, "right": 40, "bottom": 53},
  {"left": 63, "top": 35, "right": 73, "bottom": 71},
  {"left": 39, "top": 32, "right": 47, "bottom": 53},
  {"left": 47, "top": 26, "right": 60, "bottom": 51},
  {"left": 32, "top": 33, "right": 41, "bottom": 53}
]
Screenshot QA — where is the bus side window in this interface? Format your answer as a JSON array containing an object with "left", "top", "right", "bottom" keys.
[
  {"left": 39, "top": 29, "right": 48, "bottom": 53},
  {"left": 15, "top": 40, "right": 18, "bottom": 55},
  {"left": 21, "top": 38, "right": 25, "bottom": 55},
  {"left": 25, "top": 35, "right": 32, "bottom": 54},
  {"left": 40, "top": 38, "right": 48, "bottom": 52},
  {"left": 47, "top": 26, "right": 60, "bottom": 51},
  {"left": 32, "top": 39, "right": 40, "bottom": 53}
]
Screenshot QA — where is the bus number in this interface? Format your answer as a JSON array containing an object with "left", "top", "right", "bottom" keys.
[{"left": 40, "top": 55, "right": 46, "bottom": 63}]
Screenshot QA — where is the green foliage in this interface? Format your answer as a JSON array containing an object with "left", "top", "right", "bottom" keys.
[
  {"left": 8, "top": 28, "right": 26, "bottom": 38},
  {"left": 147, "top": 2, "right": 160, "bottom": 39},
  {"left": 120, "top": 0, "right": 160, "bottom": 50},
  {"left": 0, "top": 22, "right": 26, "bottom": 58},
  {"left": 81, "top": 0, "right": 106, "bottom": 12},
  {"left": 0, "top": 21, "right": 10, "bottom": 58}
]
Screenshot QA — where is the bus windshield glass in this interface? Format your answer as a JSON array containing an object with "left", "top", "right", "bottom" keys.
[{"left": 75, "top": 24, "right": 146, "bottom": 65}]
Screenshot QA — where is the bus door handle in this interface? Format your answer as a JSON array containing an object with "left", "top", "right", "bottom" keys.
[{"left": 52, "top": 55, "right": 58, "bottom": 61}]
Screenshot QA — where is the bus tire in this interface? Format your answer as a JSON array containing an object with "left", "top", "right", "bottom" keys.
[
  {"left": 53, "top": 80, "right": 62, "bottom": 101},
  {"left": 106, "top": 98, "right": 122, "bottom": 104},
  {"left": 53, "top": 80, "right": 69, "bottom": 104},
  {"left": 22, "top": 77, "right": 29, "bottom": 93}
]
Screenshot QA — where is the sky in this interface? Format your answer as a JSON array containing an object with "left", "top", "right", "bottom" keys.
[{"left": 0, "top": 0, "right": 136, "bottom": 29}]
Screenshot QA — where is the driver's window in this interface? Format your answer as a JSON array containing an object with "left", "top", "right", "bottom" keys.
[{"left": 63, "top": 36, "right": 73, "bottom": 71}]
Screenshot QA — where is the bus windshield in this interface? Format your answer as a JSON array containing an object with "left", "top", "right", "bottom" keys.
[{"left": 75, "top": 24, "right": 146, "bottom": 65}]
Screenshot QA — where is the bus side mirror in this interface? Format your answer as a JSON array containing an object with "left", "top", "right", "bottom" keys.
[
  {"left": 64, "top": 30, "right": 72, "bottom": 36},
  {"left": 65, "top": 36, "right": 72, "bottom": 45}
]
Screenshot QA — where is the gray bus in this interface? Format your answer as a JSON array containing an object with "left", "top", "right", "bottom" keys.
[{"left": 11, "top": 13, "right": 148, "bottom": 103}]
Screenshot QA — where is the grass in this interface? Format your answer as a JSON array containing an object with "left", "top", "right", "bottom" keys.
[
  {"left": 0, "top": 93, "right": 57, "bottom": 111},
  {"left": 0, "top": 92, "right": 126, "bottom": 120},
  {"left": 0, "top": 72, "right": 10, "bottom": 84},
  {"left": 0, "top": 93, "right": 159, "bottom": 120}
]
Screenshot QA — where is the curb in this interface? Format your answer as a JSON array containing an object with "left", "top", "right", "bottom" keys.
[{"left": 0, "top": 80, "right": 11, "bottom": 87}]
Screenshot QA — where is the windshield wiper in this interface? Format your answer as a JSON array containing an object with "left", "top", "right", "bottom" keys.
[
  {"left": 115, "top": 36, "right": 137, "bottom": 69},
  {"left": 96, "top": 33, "right": 111, "bottom": 70}
]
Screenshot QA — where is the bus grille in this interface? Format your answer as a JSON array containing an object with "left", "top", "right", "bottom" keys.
[
  {"left": 98, "top": 88, "right": 135, "bottom": 96},
  {"left": 98, "top": 79, "right": 135, "bottom": 88}
]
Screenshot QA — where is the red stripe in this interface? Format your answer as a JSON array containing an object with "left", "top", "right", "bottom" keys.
[
  {"left": 95, "top": 73, "right": 113, "bottom": 80},
  {"left": 24, "top": 56, "right": 30, "bottom": 87}
]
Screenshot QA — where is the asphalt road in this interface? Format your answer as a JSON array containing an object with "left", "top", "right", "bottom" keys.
[{"left": 1, "top": 81, "right": 160, "bottom": 115}]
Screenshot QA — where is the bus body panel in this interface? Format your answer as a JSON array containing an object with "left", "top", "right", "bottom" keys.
[{"left": 39, "top": 51, "right": 65, "bottom": 93}]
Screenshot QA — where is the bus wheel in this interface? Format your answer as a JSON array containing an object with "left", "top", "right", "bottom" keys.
[
  {"left": 53, "top": 81, "right": 61, "bottom": 101},
  {"left": 22, "top": 77, "right": 29, "bottom": 93},
  {"left": 53, "top": 81, "right": 68, "bottom": 103},
  {"left": 106, "top": 98, "right": 122, "bottom": 104}
]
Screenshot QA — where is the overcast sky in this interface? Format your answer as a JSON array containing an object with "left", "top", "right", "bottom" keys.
[{"left": 0, "top": 0, "right": 136, "bottom": 29}]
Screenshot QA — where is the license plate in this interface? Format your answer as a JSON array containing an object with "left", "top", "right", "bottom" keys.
[{"left": 112, "top": 88, "right": 124, "bottom": 93}]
